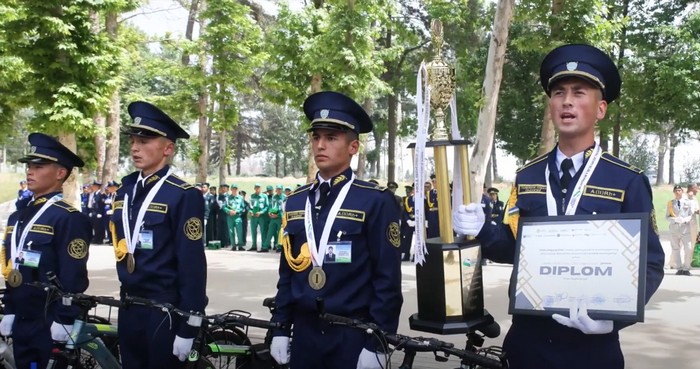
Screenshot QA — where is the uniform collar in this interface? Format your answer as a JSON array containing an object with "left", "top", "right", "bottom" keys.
[
  {"left": 555, "top": 143, "right": 595, "bottom": 175},
  {"left": 138, "top": 165, "right": 170, "bottom": 187},
  {"left": 312, "top": 167, "right": 353, "bottom": 192},
  {"left": 31, "top": 191, "right": 62, "bottom": 206}
]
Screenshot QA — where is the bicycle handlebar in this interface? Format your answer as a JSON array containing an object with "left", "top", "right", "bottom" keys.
[{"left": 319, "top": 312, "right": 506, "bottom": 369}]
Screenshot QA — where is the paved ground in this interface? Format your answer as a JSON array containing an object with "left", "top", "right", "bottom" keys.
[{"left": 2, "top": 201, "right": 698, "bottom": 368}]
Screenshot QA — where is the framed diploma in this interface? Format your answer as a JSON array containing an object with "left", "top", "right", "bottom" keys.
[{"left": 509, "top": 213, "right": 648, "bottom": 322}]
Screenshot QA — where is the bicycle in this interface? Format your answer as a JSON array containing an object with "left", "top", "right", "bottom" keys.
[{"left": 319, "top": 311, "right": 507, "bottom": 369}]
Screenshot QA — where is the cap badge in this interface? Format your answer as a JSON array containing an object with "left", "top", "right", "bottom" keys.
[
  {"left": 566, "top": 62, "right": 578, "bottom": 71},
  {"left": 30, "top": 146, "right": 36, "bottom": 153},
  {"left": 320, "top": 109, "right": 329, "bottom": 119},
  {"left": 134, "top": 117, "right": 142, "bottom": 124}
]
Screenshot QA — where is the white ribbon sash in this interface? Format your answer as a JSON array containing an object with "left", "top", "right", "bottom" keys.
[
  {"left": 122, "top": 168, "right": 173, "bottom": 254},
  {"left": 10, "top": 194, "right": 62, "bottom": 268},
  {"left": 303, "top": 174, "right": 354, "bottom": 267},
  {"left": 545, "top": 145, "right": 602, "bottom": 216},
  {"left": 413, "top": 62, "right": 431, "bottom": 265}
]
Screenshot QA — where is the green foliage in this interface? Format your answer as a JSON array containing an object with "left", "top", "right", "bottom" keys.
[{"left": 619, "top": 133, "right": 657, "bottom": 172}]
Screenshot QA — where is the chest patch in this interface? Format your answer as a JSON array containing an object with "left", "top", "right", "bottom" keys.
[
  {"left": 286, "top": 210, "right": 305, "bottom": 222},
  {"left": 518, "top": 184, "right": 547, "bottom": 195},
  {"left": 337, "top": 209, "right": 365, "bottom": 222},
  {"left": 583, "top": 185, "right": 625, "bottom": 202}
]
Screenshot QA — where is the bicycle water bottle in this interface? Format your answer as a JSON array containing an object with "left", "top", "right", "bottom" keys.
[{"left": 66, "top": 320, "right": 84, "bottom": 350}]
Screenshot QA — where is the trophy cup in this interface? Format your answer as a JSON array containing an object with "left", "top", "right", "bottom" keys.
[{"left": 409, "top": 20, "right": 495, "bottom": 335}]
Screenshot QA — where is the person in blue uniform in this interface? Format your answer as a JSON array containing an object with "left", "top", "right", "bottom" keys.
[
  {"left": 87, "top": 181, "right": 105, "bottom": 244},
  {"left": 487, "top": 187, "right": 504, "bottom": 223},
  {"left": 103, "top": 181, "right": 119, "bottom": 245},
  {"left": 453, "top": 44, "right": 665, "bottom": 369},
  {"left": 424, "top": 178, "right": 439, "bottom": 238},
  {"left": 0, "top": 133, "right": 90, "bottom": 369},
  {"left": 400, "top": 184, "right": 415, "bottom": 262},
  {"left": 80, "top": 184, "right": 90, "bottom": 215},
  {"left": 270, "top": 91, "right": 403, "bottom": 369},
  {"left": 15, "top": 180, "right": 33, "bottom": 211},
  {"left": 109, "top": 101, "right": 208, "bottom": 369}
]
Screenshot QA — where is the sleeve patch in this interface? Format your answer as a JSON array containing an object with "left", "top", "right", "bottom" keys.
[
  {"left": 68, "top": 238, "right": 89, "bottom": 259},
  {"left": 184, "top": 217, "right": 203, "bottom": 241},
  {"left": 387, "top": 222, "right": 400, "bottom": 247}
]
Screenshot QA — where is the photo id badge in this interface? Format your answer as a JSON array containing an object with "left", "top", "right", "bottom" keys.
[
  {"left": 325, "top": 241, "right": 351, "bottom": 264},
  {"left": 18, "top": 248, "right": 42, "bottom": 268},
  {"left": 138, "top": 230, "right": 154, "bottom": 249}
]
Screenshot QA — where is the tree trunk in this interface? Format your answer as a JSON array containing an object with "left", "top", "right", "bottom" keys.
[
  {"left": 538, "top": 0, "right": 564, "bottom": 155},
  {"left": 612, "top": 0, "right": 630, "bottom": 157},
  {"left": 656, "top": 132, "right": 667, "bottom": 186},
  {"left": 491, "top": 134, "right": 499, "bottom": 181},
  {"left": 306, "top": 73, "right": 323, "bottom": 182},
  {"left": 195, "top": 58, "right": 209, "bottom": 184},
  {"left": 387, "top": 93, "right": 398, "bottom": 182},
  {"left": 93, "top": 115, "right": 106, "bottom": 182},
  {"left": 669, "top": 133, "right": 678, "bottom": 184},
  {"left": 182, "top": 0, "right": 200, "bottom": 66},
  {"left": 59, "top": 133, "right": 80, "bottom": 207},
  {"left": 219, "top": 129, "right": 228, "bottom": 184},
  {"left": 103, "top": 11, "right": 120, "bottom": 184},
  {"left": 469, "top": 0, "right": 514, "bottom": 201}
]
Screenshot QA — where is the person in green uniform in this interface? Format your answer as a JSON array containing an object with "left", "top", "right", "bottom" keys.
[
  {"left": 248, "top": 184, "right": 269, "bottom": 252},
  {"left": 224, "top": 184, "right": 246, "bottom": 250},
  {"left": 260, "top": 185, "right": 274, "bottom": 251},
  {"left": 217, "top": 184, "right": 231, "bottom": 247},
  {"left": 267, "top": 184, "right": 285, "bottom": 252}
]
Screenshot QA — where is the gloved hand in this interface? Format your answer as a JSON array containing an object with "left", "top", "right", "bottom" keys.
[
  {"left": 172, "top": 335, "right": 194, "bottom": 361},
  {"left": 50, "top": 322, "right": 73, "bottom": 342},
  {"left": 406, "top": 219, "right": 415, "bottom": 227},
  {"left": 356, "top": 348, "right": 386, "bottom": 369},
  {"left": 452, "top": 203, "right": 485, "bottom": 236},
  {"left": 96, "top": 214, "right": 102, "bottom": 218},
  {"left": 552, "top": 298, "right": 613, "bottom": 334},
  {"left": 270, "top": 336, "right": 290, "bottom": 364},
  {"left": 0, "top": 315, "right": 14, "bottom": 336}
]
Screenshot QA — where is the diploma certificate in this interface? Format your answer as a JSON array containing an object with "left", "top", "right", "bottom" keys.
[{"left": 509, "top": 213, "right": 648, "bottom": 322}]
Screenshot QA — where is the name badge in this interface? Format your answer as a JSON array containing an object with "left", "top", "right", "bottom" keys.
[
  {"left": 325, "top": 241, "right": 351, "bottom": 264},
  {"left": 18, "top": 247, "right": 42, "bottom": 268},
  {"left": 138, "top": 230, "right": 154, "bottom": 250}
]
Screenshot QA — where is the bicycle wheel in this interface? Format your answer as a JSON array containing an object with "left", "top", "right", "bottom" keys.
[{"left": 203, "top": 328, "right": 252, "bottom": 369}]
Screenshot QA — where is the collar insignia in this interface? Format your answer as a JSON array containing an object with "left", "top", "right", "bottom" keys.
[
  {"left": 146, "top": 175, "right": 160, "bottom": 184},
  {"left": 332, "top": 175, "right": 346, "bottom": 186}
]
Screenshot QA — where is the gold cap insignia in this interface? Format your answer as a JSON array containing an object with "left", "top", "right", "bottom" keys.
[{"left": 30, "top": 146, "right": 36, "bottom": 153}]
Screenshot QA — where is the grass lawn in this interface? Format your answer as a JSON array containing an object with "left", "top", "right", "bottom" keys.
[{"left": 0, "top": 172, "right": 25, "bottom": 204}]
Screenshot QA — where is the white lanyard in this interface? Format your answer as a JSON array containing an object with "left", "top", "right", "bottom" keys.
[
  {"left": 304, "top": 174, "right": 354, "bottom": 267},
  {"left": 122, "top": 168, "right": 172, "bottom": 254},
  {"left": 10, "top": 194, "right": 62, "bottom": 269},
  {"left": 545, "top": 145, "right": 602, "bottom": 216}
]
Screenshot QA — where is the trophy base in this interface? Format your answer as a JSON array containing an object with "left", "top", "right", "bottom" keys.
[{"left": 408, "top": 309, "right": 495, "bottom": 335}]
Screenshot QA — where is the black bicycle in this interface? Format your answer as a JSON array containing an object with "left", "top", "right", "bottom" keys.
[{"left": 319, "top": 312, "right": 507, "bottom": 369}]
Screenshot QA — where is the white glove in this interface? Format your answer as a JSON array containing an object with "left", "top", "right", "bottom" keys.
[
  {"left": 0, "top": 315, "right": 14, "bottom": 336},
  {"left": 173, "top": 335, "right": 194, "bottom": 361},
  {"left": 406, "top": 219, "right": 415, "bottom": 227},
  {"left": 452, "top": 203, "right": 485, "bottom": 237},
  {"left": 270, "top": 336, "right": 290, "bottom": 365},
  {"left": 50, "top": 322, "right": 73, "bottom": 342},
  {"left": 96, "top": 214, "right": 102, "bottom": 218},
  {"left": 552, "top": 298, "right": 613, "bottom": 334},
  {"left": 357, "top": 348, "right": 386, "bottom": 369}
]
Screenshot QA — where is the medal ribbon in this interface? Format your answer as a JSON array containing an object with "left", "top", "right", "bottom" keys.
[
  {"left": 122, "top": 168, "right": 172, "bottom": 255},
  {"left": 545, "top": 144, "right": 602, "bottom": 216},
  {"left": 304, "top": 173, "right": 355, "bottom": 267},
  {"left": 10, "top": 194, "right": 62, "bottom": 269}
]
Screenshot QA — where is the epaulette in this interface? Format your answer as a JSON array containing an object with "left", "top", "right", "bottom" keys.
[
  {"left": 166, "top": 175, "right": 194, "bottom": 190},
  {"left": 516, "top": 152, "right": 549, "bottom": 173},
  {"left": 600, "top": 152, "right": 643, "bottom": 174},
  {"left": 53, "top": 200, "right": 79, "bottom": 212},
  {"left": 353, "top": 180, "right": 388, "bottom": 192},
  {"left": 288, "top": 183, "right": 313, "bottom": 197}
]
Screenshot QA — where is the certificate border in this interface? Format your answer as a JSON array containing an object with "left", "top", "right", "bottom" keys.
[{"left": 509, "top": 212, "right": 648, "bottom": 322}]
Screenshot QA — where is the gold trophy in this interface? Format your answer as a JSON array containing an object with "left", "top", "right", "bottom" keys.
[{"left": 409, "top": 20, "right": 494, "bottom": 335}]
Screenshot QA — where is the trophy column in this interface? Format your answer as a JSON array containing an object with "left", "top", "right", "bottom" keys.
[{"left": 409, "top": 20, "right": 495, "bottom": 335}]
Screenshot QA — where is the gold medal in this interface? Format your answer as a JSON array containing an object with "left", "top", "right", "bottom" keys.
[
  {"left": 126, "top": 253, "right": 136, "bottom": 274},
  {"left": 308, "top": 266, "right": 326, "bottom": 290},
  {"left": 7, "top": 269, "right": 22, "bottom": 287}
]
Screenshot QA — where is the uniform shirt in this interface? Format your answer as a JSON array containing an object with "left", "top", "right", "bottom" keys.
[
  {"left": 111, "top": 165, "right": 208, "bottom": 337},
  {"left": 273, "top": 167, "right": 403, "bottom": 350},
  {"left": 268, "top": 194, "right": 285, "bottom": 216},
  {"left": 249, "top": 192, "right": 269, "bottom": 215},
  {"left": 223, "top": 194, "right": 245, "bottom": 217},
  {"left": 2, "top": 192, "right": 90, "bottom": 323},
  {"left": 477, "top": 146, "right": 665, "bottom": 337}
]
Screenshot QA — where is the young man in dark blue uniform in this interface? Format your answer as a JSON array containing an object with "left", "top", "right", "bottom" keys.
[
  {"left": 487, "top": 187, "right": 504, "bottom": 223},
  {"left": 270, "top": 91, "right": 403, "bottom": 369},
  {"left": 87, "top": 181, "right": 105, "bottom": 244},
  {"left": 110, "top": 101, "right": 208, "bottom": 369},
  {"left": 15, "top": 180, "right": 33, "bottom": 211},
  {"left": 424, "top": 179, "right": 440, "bottom": 238},
  {"left": 1, "top": 133, "right": 90, "bottom": 369},
  {"left": 400, "top": 184, "right": 415, "bottom": 261},
  {"left": 453, "top": 44, "right": 665, "bottom": 369}
]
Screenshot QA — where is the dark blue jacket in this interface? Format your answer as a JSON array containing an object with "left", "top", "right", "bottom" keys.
[
  {"left": 2, "top": 192, "right": 91, "bottom": 323},
  {"left": 111, "top": 166, "right": 208, "bottom": 337},
  {"left": 477, "top": 147, "right": 665, "bottom": 367},
  {"left": 273, "top": 167, "right": 403, "bottom": 350}
]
